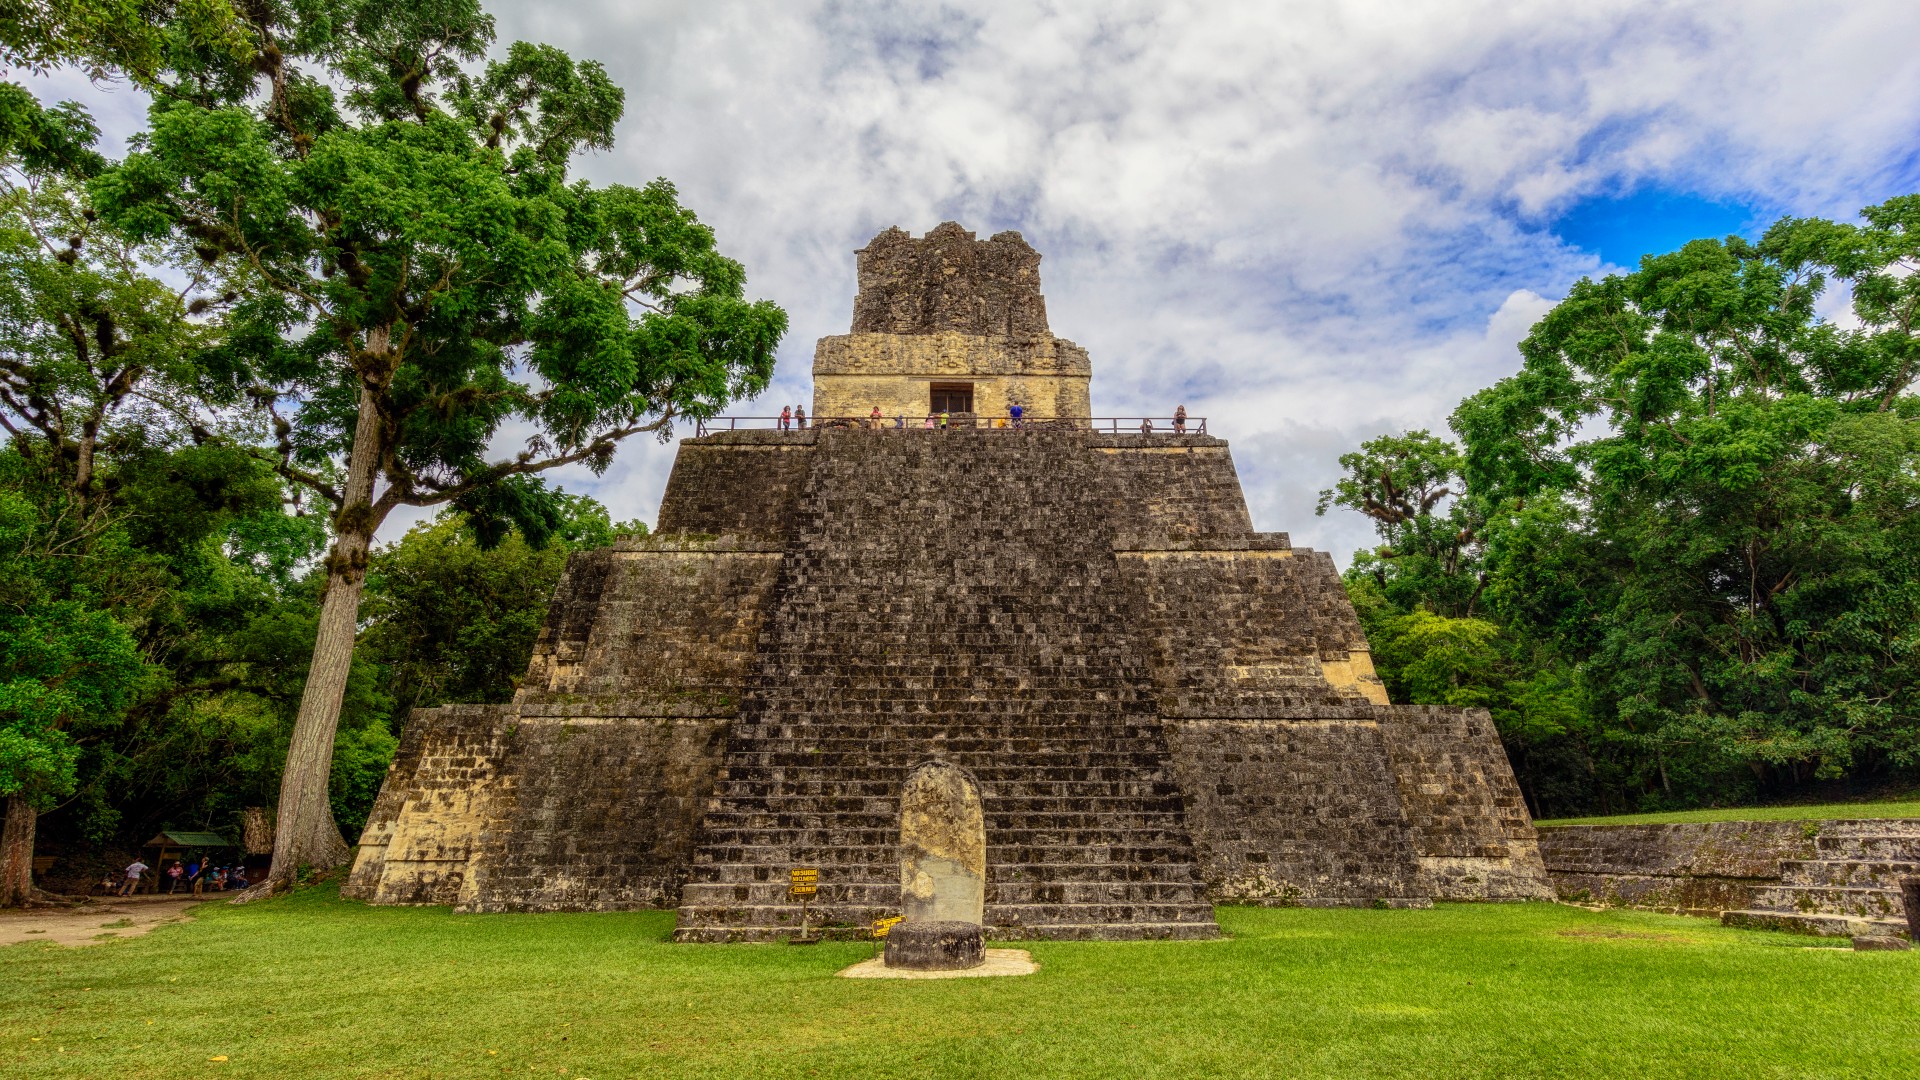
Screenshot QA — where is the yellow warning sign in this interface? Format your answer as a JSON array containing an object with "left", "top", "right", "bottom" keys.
[{"left": 789, "top": 867, "right": 819, "bottom": 898}]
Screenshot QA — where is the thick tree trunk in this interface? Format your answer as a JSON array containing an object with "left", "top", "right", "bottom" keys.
[
  {"left": 1, "top": 794, "right": 35, "bottom": 908},
  {"left": 257, "top": 376, "right": 386, "bottom": 890}
]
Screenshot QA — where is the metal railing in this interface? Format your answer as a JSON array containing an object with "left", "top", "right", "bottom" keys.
[{"left": 693, "top": 415, "right": 1207, "bottom": 437}]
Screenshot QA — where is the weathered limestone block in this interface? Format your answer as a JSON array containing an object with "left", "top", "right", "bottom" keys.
[
  {"left": 812, "top": 332, "right": 1092, "bottom": 421},
  {"left": 884, "top": 920, "right": 988, "bottom": 970},
  {"left": 518, "top": 538, "right": 783, "bottom": 710},
  {"left": 1379, "top": 706, "right": 1554, "bottom": 900},
  {"left": 898, "top": 761, "right": 987, "bottom": 926},
  {"left": 852, "top": 223, "right": 1049, "bottom": 337},
  {"left": 1168, "top": 717, "right": 1430, "bottom": 907},
  {"left": 1536, "top": 821, "right": 1817, "bottom": 914}
]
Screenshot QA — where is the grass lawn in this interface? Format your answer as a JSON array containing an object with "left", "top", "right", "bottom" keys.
[
  {"left": 1536, "top": 798, "right": 1920, "bottom": 827},
  {"left": 2, "top": 886, "right": 1915, "bottom": 1080}
]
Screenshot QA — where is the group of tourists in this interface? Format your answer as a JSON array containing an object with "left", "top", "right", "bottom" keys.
[
  {"left": 1137, "top": 405, "right": 1190, "bottom": 434},
  {"left": 104, "top": 858, "right": 250, "bottom": 896},
  {"left": 773, "top": 402, "right": 1189, "bottom": 433}
]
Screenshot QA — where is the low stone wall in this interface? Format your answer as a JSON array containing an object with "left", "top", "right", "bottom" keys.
[{"left": 1536, "top": 821, "right": 1815, "bottom": 915}]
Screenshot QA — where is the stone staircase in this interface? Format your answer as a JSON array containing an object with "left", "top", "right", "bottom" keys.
[
  {"left": 1721, "top": 820, "right": 1918, "bottom": 938},
  {"left": 673, "top": 429, "right": 1219, "bottom": 941}
]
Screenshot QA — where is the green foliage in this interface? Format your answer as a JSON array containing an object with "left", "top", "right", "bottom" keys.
[
  {"left": 0, "top": 597, "right": 142, "bottom": 808},
  {"left": 0, "top": 0, "right": 250, "bottom": 176},
  {"left": 90, "top": 1, "right": 786, "bottom": 536},
  {"left": 1318, "top": 430, "right": 1486, "bottom": 618},
  {"left": 1328, "top": 193, "right": 1920, "bottom": 816},
  {"left": 360, "top": 499, "right": 640, "bottom": 717}
]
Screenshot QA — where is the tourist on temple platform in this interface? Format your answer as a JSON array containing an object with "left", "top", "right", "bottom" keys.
[
  {"left": 1009, "top": 401, "right": 1023, "bottom": 428},
  {"left": 1140, "top": 416, "right": 1154, "bottom": 434},
  {"left": 870, "top": 405, "right": 883, "bottom": 428},
  {"left": 120, "top": 858, "right": 148, "bottom": 895},
  {"left": 780, "top": 405, "right": 791, "bottom": 431},
  {"left": 166, "top": 860, "right": 184, "bottom": 893},
  {"left": 795, "top": 405, "right": 806, "bottom": 429},
  {"left": 939, "top": 410, "right": 950, "bottom": 430},
  {"left": 923, "top": 414, "right": 935, "bottom": 429},
  {"left": 1173, "top": 404, "right": 1187, "bottom": 433}
]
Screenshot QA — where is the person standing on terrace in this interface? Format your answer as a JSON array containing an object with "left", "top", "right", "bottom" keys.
[
  {"left": 1009, "top": 401, "right": 1024, "bottom": 428},
  {"left": 780, "top": 405, "right": 792, "bottom": 431},
  {"left": 1173, "top": 404, "right": 1187, "bottom": 434}
]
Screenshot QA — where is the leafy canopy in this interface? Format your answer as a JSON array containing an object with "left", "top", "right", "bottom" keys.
[{"left": 91, "top": 0, "right": 786, "bottom": 534}]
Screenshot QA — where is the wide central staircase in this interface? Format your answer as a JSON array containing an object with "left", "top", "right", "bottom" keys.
[
  {"left": 673, "top": 429, "right": 1220, "bottom": 941},
  {"left": 1721, "top": 820, "right": 1918, "bottom": 937}
]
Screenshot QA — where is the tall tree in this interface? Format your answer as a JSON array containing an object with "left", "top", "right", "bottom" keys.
[
  {"left": 359, "top": 497, "right": 639, "bottom": 719},
  {"left": 92, "top": 0, "right": 786, "bottom": 886},
  {"left": 1316, "top": 430, "right": 1486, "bottom": 618},
  {"left": 1451, "top": 198, "right": 1920, "bottom": 805},
  {"left": 0, "top": 157, "right": 239, "bottom": 902}
]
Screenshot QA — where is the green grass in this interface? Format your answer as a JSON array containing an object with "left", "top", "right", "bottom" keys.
[
  {"left": 1536, "top": 798, "right": 1920, "bottom": 827},
  {"left": 3, "top": 886, "right": 1916, "bottom": 1079}
]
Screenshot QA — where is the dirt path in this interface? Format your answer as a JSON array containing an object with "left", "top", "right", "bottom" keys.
[{"left": 0, "top": 896, "right": 209, "bottom": 947}]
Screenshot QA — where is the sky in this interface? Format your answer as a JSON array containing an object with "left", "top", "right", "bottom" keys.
[{"left": 33, "top": 0, "right": 1920, "bottom": 563}]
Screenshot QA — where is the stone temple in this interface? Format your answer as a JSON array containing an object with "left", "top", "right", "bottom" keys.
[{"left": 343, "top": 223, "right": 1554, "bottom": 940}]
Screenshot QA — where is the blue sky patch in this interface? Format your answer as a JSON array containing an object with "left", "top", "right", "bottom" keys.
[{"left": 1551, "top": 187, "right": 1763, "bottom": 269}]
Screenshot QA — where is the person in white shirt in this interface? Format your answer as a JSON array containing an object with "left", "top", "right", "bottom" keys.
[{"left": 120, "top": 860, "right": 149, "bottom": 896}]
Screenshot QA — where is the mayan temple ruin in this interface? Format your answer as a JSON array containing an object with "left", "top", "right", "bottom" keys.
[{"left": 342, "top": 222, "right": 1555, "bottom": 940}]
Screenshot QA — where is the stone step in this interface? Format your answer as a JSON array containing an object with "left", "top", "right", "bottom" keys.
[
  {"left": 716, "top": 744, "right": 1174, "bottom": 761},
  {"left": 679, "top": 879, "right": 1206, "bottom": 906},
  {"left": 1777, "top": 860, "right": 1920, "bottom": 888},
  {"left": 1806, "top": 820, "right": 1920, "bottom": 839},
  {"left": 670, "top": 920, "right": 1221, "bottom": 944},
  {"left": 694, "top": 824, "right": 1196, "bottom": 847},
  {"left": 713, "top": 772, "right": 1182, "bottom": 789},
  {"left": 712, "top": 775, "right": 1184, "bottom": 794},
  {"left": 1721, "top": 909, "right": 1910, "bottom": 939},
  {"left": 686, "top": 861, "right": 1201, "bottom": 885},
  {"left": 1814, "top": 835, "right": 1920, "bottom": 860},
  {"left": 689, "top": 843, "right": 1199, "bottom": 866},
  {"left": 698, "top": 796, "right": 1191, "bottom": 819},
  {"left": 674, "top": 900, "right": 1215, "bottom": 931},
  {"left": 1746, "top": 885, "right": 1906, "bottom": 919},
  {"left": 715, "top": 756, "right": 1175, "bottom": 775}
]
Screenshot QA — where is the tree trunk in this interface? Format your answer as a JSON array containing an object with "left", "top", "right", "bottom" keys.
[
  {"left": 258, "top": 376, "right": 386, "bottom": 890},
  {"left": 1, "top": 794, "right": 35, "bottom": 908}
]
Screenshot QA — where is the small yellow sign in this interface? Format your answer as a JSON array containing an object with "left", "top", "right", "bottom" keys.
[
  {"left": 789, "top": 867, "right": 819, "bottom": 898},
  {"left": 872, "top": 915, "right": 904, "bottom": 939}
]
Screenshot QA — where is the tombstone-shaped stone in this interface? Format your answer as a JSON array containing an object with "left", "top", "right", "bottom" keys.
[{"left": 897, "top": 760, "right": 986, "bottom": 925}]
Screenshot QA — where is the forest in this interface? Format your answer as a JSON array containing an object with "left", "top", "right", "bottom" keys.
[
  {"left": 0, "top": 0, "right": 787, "bottom": 903},
  {"left": 0, "top": 0, "right": 1915, "bottom": 908},
  {"left": 1320, "top": 207, "right": 1920, "bottom": 816}
]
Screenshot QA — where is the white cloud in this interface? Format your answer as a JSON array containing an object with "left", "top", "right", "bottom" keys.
[{"left": 31, "top": 1, "right": 1920, "bottom": 562}]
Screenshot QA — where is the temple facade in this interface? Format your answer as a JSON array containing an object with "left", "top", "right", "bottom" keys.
[
  {"left": 809, "top": 223, "right": 1092, "bottom": 421},
  {"left": 342, "top": 224, "right": 1553, "bottom": 940}
]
